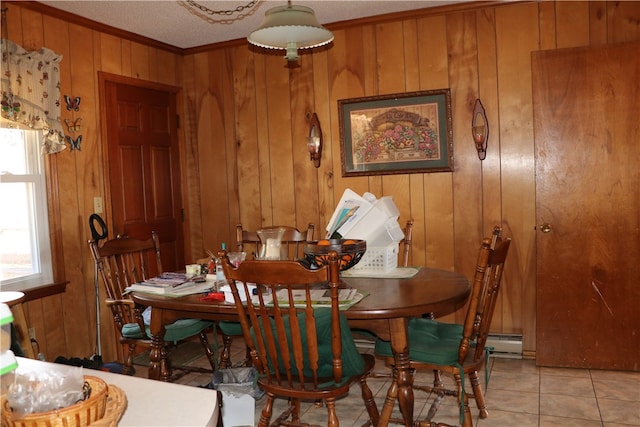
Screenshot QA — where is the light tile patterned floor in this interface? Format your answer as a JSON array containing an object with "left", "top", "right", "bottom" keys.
[{"left": 133, "top": 334, "right": 640, "bottom": 426}]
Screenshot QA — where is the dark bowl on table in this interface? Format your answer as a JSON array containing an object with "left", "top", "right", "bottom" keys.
[{"left": 302, "top": 239, "right": 367, "bottom": 271}]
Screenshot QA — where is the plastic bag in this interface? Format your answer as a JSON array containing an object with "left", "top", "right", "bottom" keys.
[
  {"left": 205, "top": 367, "right": 264, "bottom": 400},
  {"left": 6, "top": 365, "right": 86, "bottom": 415}
]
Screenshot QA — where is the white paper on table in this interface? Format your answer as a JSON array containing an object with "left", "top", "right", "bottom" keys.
[{"left": 254, "top": 288, "right": 362, "bottom": 308}]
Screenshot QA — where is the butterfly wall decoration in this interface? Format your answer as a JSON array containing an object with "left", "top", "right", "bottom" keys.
[
  {"left": 64, "top": 95, "right": 81, "bottom": 112},
  {"left": 66, "top": 135, "right": 82, "bottom": 151},
  {"left": 64, "top": 117, "right": 82, "bottom": 133}
]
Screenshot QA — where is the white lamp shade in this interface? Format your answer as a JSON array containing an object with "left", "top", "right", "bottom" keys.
[{"left": 248, "top": 4, "right": 334, "bottom": 52}]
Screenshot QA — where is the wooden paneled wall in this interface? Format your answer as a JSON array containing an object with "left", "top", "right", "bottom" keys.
[{"left": 5, "top": 1, "right": 640, "bottom": 363}]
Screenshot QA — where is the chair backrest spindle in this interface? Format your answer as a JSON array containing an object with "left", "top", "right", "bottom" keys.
[{"left": 401, "top": 219, "right": 414, "bottom": 267}]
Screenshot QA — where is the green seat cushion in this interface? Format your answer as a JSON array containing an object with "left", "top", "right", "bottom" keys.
[
  {"left": 350, "top": 328, "right": 378, "bottom": 341},
  {"left": 122, "top": 319, "right": 214, "bottom": 343},
  {"left": 374, "top": 318, "right": 466, "bottom": 365},
  {"left": 251, "top": 307, "right": 365, "bottom": 379},
  {"left": 405, "top": 318, "right": 463, "bottom": 342},
  {"left": 218, "top": 321, "right": 243, "bottom": 336}
]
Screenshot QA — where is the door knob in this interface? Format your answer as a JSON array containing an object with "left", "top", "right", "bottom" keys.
[{"left": 540, "top": 223, "right": 552, "bottom": 233}]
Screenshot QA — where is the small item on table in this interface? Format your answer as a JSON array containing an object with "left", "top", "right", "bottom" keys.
[
  {"left": 302, "top": 239, "right": 367, "bottom": 271},
  {"left": 199, "top": 292, "right": 225, "bottom": 302},
  {"left": 215, "top": 243, "right": 227, "bottom": 284},
  {"left": 227, "top": 251, "right": 246, "bottom": 267},
  {"left": 264, "top": 239, "right": 280, "bottom": 259},
  {"left": 256, "top": 228, "right": 286, "bottom": 260},
  {"left": 185, "top": 264, "right": 201, "bottom": 278}
]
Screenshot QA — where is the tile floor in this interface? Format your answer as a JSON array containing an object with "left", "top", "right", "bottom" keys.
[{"left": 133, "top": 335, "right": 640, "bottom": 426}]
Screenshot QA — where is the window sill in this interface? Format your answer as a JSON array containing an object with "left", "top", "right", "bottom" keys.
[{"left": 21, "top": 282, "right": 68, "bottom": 302}]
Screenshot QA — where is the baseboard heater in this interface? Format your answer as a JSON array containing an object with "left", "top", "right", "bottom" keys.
[
  {"left": 354, "top": 333, "right": 523, "bottom": 359},
  {"left": 486, "top": 333, "right": 523, "bottom": 359}
]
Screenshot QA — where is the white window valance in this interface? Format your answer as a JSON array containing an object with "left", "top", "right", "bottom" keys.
[{"left": 1, "top": 39, "right": 66, "bottom": 154}]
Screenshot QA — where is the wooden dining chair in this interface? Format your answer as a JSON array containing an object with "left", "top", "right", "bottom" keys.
[
  {"left": 374, "top": 226, "right": 511, "bottom": 426},
  {"left": 217, "top": 223, "right": 315, "bottom": 368},
  {"left": 88, "top": 231, "right": 217, "bottom": 378},
  {"left": 219, "top": 250, "right": 379, "bottom": 427},
  {"left": 236, "top": 223, "right": 315, "bottom": 260}
]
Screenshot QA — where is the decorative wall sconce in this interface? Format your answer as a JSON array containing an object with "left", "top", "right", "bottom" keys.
[
  {"left": 307, "top": 112, "right": 322, "bottom": 168},
  {"left": 472, "top": 99, "right": 488, "bottom": 160}
]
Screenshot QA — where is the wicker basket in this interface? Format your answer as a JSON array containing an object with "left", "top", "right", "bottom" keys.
[
  {"left": 1, "top": 375, "right": 108, "bottom": 427},
  {"left": 92, "top": 384, "right": 127, "bottom": 427}
]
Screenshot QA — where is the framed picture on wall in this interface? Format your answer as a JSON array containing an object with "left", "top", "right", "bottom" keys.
[{"left": 338, "top": 89, "right": 453, "bottom": 177}]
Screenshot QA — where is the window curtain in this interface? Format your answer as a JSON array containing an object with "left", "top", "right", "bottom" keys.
[{"left": 1, "top": 39, "right": 66, "bottom": 154}]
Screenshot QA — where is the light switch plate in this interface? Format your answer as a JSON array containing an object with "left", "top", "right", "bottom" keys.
[{"left": 93, "top": 197, "right": 103, "bottom": 214}]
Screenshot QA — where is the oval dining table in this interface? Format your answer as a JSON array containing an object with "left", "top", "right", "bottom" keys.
[{"left": 132, "top": 267, "right": 470, "bottom": 427}]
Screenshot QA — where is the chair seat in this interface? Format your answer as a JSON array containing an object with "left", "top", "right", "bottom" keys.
[
  {"left": 122, "top": 318, "right": 214, "bottom": 343},
  {"left": 218, "top": 320, "right": 243, "bottom": 336},
  {"left": 259, "top": 353, "right": 376, "bottom": 397},
  {"left": 375, "top": 318, "right": 468, "bottom": 365}
]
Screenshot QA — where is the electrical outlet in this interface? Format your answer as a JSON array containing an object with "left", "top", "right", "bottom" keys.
[
  {"left": 29, "top": 327, "right": 36, "bottom": 340},
  {"left": 93, "top": 197, "right": 103, "bottom": 214}
]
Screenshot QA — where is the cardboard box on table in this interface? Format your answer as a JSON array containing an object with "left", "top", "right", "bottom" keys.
[{"left": 326, "top": 189, "right": 404, "bottom": 273}]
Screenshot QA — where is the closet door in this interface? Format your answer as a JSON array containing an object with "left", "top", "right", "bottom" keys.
[{"left": 533, "top": 42, "right": 640, "bottom": 371}]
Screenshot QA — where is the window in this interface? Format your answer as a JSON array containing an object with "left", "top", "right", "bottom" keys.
[{"left": 0, "top": 128, "right": 53, "bottom": 291}]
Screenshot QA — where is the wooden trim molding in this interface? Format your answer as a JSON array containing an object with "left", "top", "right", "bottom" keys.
[
  {"left": 8, "top": 0, "right": 516, "bottom": 56},
  {"left": 45, "top": 152, "right": 66, "bottom": 284},
  {"left": 3, "top": 1, "right": 182, "bottom": 54},
  {"left": 22, "top": 281, "right": 68, "bottom": 302}
]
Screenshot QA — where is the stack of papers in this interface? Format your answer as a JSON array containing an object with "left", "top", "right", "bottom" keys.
[
  {"left": 325, "top": 189, "right": 404, "bottom": 245},
  {"left": 125, "top": 273, "right": 213, "bottom": 296},
  {"left": 141, "top": 272, "right": 189, "bottom": 285},
  {"left": 254, "top": 288, "right": 364, "bottom": 309},
  {"left": 341, "top": 266, "right": 421, "bottom": 279},
  {"left": 326, "top": 189, "right": 374, "bottom": 239}
]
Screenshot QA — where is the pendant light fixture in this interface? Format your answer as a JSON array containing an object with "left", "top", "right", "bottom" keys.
[{"left": 247, "top": 1, "right": 334, "bottom": 62}]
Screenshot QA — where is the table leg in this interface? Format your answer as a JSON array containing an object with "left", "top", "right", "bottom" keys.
[
  {"left": 388, "top": 317, "right": 413, "bottom": 427},
  {"left": 148, "top": 307, "right": 172, "bottom": 381}
]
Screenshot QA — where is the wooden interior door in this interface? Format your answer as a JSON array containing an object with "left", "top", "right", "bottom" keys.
[
  {"left": 533, "top": 42, "right": 640, "bottom": 371},
  {"left": 102, "top": 77, "right": 185, "bottom": 272}
]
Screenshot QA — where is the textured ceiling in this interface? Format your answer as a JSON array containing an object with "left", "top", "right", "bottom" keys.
[{"left": 37, "top": 1, "right": 468, "bottom": 49}]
